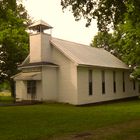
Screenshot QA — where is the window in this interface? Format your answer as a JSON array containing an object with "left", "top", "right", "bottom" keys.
[
  {"left": 89, "top": 70, "right": 93, "bottom": 95},
  {"left": 113, "top": 71, "right": 116, "bottom": 93},
  {"left": 133, "top": 80, "right": 136, "bottom": 90},
  {"left": 102, "top": 70, "right": 105, "bottom": 94},
  {"left": 122, "top": 72, "right": 125, "bottom": 92},
  {"left": 27, "top": 80, "right": 36, "bottom": 94}
]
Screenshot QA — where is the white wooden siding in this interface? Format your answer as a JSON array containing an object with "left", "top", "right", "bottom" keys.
[
  {"left": 42, "top": 67, "right": 58, "bottom": 101},
  {"left": 30, "top": 33, "right": 51, "bottom": 63},
  {"left": 77, "top": 67, "right": 139, "bottom": 105},
  {"left": 52, "top": 46, "right": 78, "bottom": 104}
]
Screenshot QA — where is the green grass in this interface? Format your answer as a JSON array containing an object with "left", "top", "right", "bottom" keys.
[
  {"left": 0, "top": 96, "right": 14, "bottom": 104},
  {"left": 0, "top": 91, "right": 13, "bottom": 104},
  {"left": 0, "top": 100, "right": 140, "bottom": 140}
]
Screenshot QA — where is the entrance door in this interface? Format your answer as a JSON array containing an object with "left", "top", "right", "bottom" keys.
[{"left": 27, "top": 80, "right": 36, "bottom": 100}]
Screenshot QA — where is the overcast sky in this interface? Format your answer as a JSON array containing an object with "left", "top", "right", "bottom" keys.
[{"left": 22, "top": 0, "right": 98, "bottom": 45}]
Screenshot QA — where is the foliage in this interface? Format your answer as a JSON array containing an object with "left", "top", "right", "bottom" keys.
[
  {"left": 90, "top": 32, "right": 119, "bottom": 56},
  {"left": 61, "top": 0, "right": 126, "bottom": 31},
  {"left": 62, "top": 0, "right": 140, "bottom": 79},
  {"left": 0, "top": 0, "right": 30, "bottom": 94},
  {"left": 131, "top": 67, "right": 140, "bottom": 80},
  {"left": 0, "top": 81, "right": 10, "bottom": 91},
  {"left": 0, "top": 100, "right": 140, "bottom": 140}
]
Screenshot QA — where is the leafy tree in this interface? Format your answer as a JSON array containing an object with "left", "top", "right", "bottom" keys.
[
  {"left": 91, "top": 32, "right": 113, "bottom": 51},
  {"left": 0, "top": 81, "right": 10, "bottom": 92},
  {"left": 61, "top": 0, "right": 126, "bottom": 31},
  {"left": 0, "top": 0, "right": 30, "bottom": 96},
  {"left": 91, "top": 30, "right": 126, "bottom": 60},
  {"left": 61, "top": 0, "right": 140, "bottom": 79}
]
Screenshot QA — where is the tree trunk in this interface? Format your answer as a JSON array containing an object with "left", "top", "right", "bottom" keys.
[{"left": 10, "top": 80, "right": 16, "bottom": 103}]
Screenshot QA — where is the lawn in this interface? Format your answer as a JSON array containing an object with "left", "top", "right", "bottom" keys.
[
  {"left": 0, "top": 100, "right": 140, "bottom": 140},
  {"left": 0, "top": 92, "right": 14, "bottom": 104}
]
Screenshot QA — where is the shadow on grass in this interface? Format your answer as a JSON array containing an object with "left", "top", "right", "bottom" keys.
[{"left": 0, "top": 96, "right": 14, "bottom": 105}]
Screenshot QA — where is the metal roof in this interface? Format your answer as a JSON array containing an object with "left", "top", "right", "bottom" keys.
[
  {"left": 29, "top": 20, "right": 53, "bottom": 30},
  {"left": 20, "top": 61, "right": 58, "bottom": 67},
  {"left": 12, "top": 72, "right": 41, "bottom": 81},
  {"left": 51, "top": 38, "right": 129, "bottom": 69}
]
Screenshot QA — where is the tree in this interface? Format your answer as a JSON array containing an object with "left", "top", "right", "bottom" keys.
[
  {"left": 61, "top": 0, "right": 126, "bottom": 31},
  {"left": 91, "top": 32, "right": 113, "bottom": 51},
  {"left": 90, "top": 29, "right": 126, "bottom": 60},
  {"left": 61, "top": 0, "right": 140, "bottom": 79},
  {"left": 0, "top": 0, "right": 30, "bottom": 96}
]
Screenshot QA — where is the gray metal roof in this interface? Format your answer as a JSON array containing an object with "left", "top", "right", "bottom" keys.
[
  {"left": 51, "top": 38, "right": 129, "bottom": 69},
  {"left": 20, "top": 61, "right": 58, "bottom": 68},
  {"left": 13, "top": 72, "right": 41, "bottom": 81},
  {"left": 29, "top": 20, "right": 52, "bottom": 30}
]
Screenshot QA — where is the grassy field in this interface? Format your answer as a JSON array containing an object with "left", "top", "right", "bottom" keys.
[
  {"left": 0, "top": 92, "right": 14, "bottom": 104},
  {"left": 0, "top": 100, "right": 140, "bottom": 140}
]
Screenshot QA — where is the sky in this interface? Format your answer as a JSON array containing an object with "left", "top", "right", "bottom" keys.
[{"left": 22, "top": 0, "right": 98, "bottom": 45}]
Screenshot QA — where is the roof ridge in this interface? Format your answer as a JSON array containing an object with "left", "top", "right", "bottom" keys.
[
  {"left": 51, "top": 37, "right": 129, "bottom": 69},
  {"left": 51, "top": 37, "right": 90, "bottom": 47},
  {"left": 51, "top": 37, "right": 107, "bottom": 51}
]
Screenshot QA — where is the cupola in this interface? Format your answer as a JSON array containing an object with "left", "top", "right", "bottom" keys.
[
  {"left": 29, "top": 20, "right": 53, "bottom": 33},
  {"left": 29, "top": 20, "right": 53, "bottom": 63}
]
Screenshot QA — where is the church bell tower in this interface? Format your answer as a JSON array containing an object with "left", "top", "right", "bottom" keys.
[{"left": 29, "top": 20, "right": 53, "bottom": 63}]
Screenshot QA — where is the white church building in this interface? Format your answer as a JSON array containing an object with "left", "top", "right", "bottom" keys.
[{"left": 13, "top": 20, "right": 140, "bottom": 105}]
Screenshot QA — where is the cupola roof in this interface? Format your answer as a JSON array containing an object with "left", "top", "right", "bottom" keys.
[{"left": 29, "top": 20, "right": 53, "bottom": 32}]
